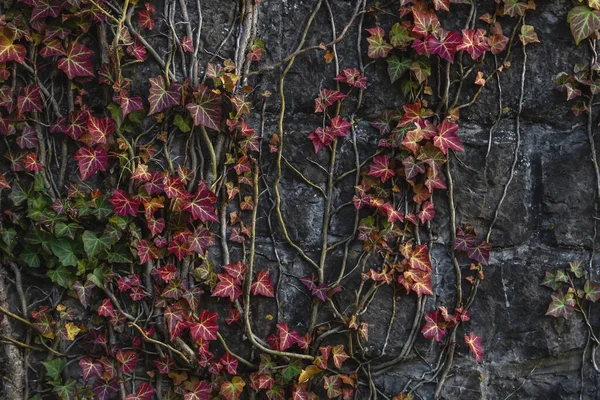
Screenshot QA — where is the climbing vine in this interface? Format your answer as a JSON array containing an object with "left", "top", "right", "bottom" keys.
[{"left": 0, "top": 0, "right": 540, "bottom": 399}]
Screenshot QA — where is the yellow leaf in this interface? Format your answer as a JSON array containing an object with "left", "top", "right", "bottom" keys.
[
  {"left": 298, "top": 365, "right": 321, "bottom": 383},
  {"left": 65, "top": 322, "right": 81, "bottom": 341},
  {"left": 265, "top": 314, "right": 273, "bottom": 320}
]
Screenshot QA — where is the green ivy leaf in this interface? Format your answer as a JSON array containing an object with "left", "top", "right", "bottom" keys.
[
  {"left": 0, "top": 228, "right": 17, "bottom": 252},
  {"left": 174, "top": 114, "right": 192, "bottom": 133},
  {"left": 389, "top": 23, "right": 414, "bottom": 48},
  {"left": 281, "top": 360, "right": 302, "bottom": 382},
  {"left": 107, "top": 103, "right": 123, "bottom": 130},
  {"left": 88, "top": 266, "right": 109, "bottom": 289},
  {"left": 567, "top": 6, "right": 600, "bottom": 45},
  {"left": 42, "top": 358, "right": 65, "bottom": 382},
  {"left": 569, "top": 260, "right": 584, "bottom": 279},
  {"left": 386, "top": 55, "right": 411, "bottom": 83},
  {"left": 82, "top": 230, "right": 112, "bottom": 259},
  {"left": 55, "top": 222, "right": 80, "bottom": 240},
  {"left": 47, "top": 266, "right": 76, "bottom": 288},
  {"left": 50, "top": 238, "right": 78, "bottom": 267},
  {"left": 19, "top": 247, "right": 40, "bottom": 268},
  {"left": 545, "top": 292, "right": 575, "bottom": 319},
  {"left": 53, "top": 379, "right": 76, "bottom": 399},
  {"left": 9, "top": 184, "right": 29, "bottom": 206},
  {"left": 106, "top": 243, "right": 132, "bottom": 264},
  {"left": 91, "top": 197, "right": 113, "bottom": 220}
]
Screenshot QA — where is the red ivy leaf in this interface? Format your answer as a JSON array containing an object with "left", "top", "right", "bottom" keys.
[
  {"left": 109, "top": 189, "right": 140, "bottom": 217},
  {"left": 220, "top": 353, "right": 238, "bottom": 375},
  {"left": 368, "top": 155, "right": 396, "bottom": 182},
  {"left": 314, "top": 89, "right": 347, "bottom": 113},
  {"left": 457, "top": 29, "right": 490, "bottom": 60},
  {"left": 411, "top": 8, "right": 441, "bottom": 37},
  {"left": 212, "top": 273, "right": 242, "bottom": 302},
  {"left": 17, "top": 85, "right": 42, "bottom": 114},
  {"left": 79, "top": 357, "right": 102, "bottom": 381},
  {"left": 136, "top": 239, "right": 159, "bottom": 264},
  {"left": 417, "top": 201, "right": 435, "bottom": 224},
  {"left": 251, "top": 270, "right": 275, "bottom": 297},
  {"left": 545, "top": 292, "right": 575, "bottom": 319},
  {"left": 0, "top": 26, "right": 26, "bottom": 64},
  {"left": 72, "top": 280, "right": 95, "bottom": 308},
  {"left": 408, "top": 244, "right": 432, "bottom": 272},
  {"left": 25, "top": 153, "right": 43, "bottom": 172},
  {"left": 148, "top": 76, "right": 181, "bottom": 115},
  {"left": 125, "top": 383, "right": 156, "bottom": 400},
  {"left": 73, "top": 146, "right": 108, "bottom": 181},
  {"left": 467, "top": 240, "right": 491, "bottom": 265},
  {"left": 164, "top": 300, "right": 190, "bottom": 340},
  {"left": 57, "top": 42, "right": 95, "bottom": 79},
  {"left": 334, "top": 68, "right": 366, "bottom": 89},
  {"left": 190, "top": 310, "right": 219, "bottom": 341},
  {"left": 433, "top": 120, "right": 463, "bottom": 154},
  {"left": 97, "top": 298, "right": 115, "bottom": 318},
  {"left": 87, "top": 115, "right": 115, "bottom": 145},
  {"left": 277, "top": 322, "right": 301, "bottom": 351},
  {"left": 183, "top": 181, "right": 218, "bottom": 222},
  {"left": 138, "top": 10, "right": 155, "bottom": 30},
  {"left": 421, "top": 311, "right": 447, "bottom": 342},
  {"left": 328, "top": 115, "right": 352, "bottom": 137},
  {"left": 116, "top": 349, "right": 139, "bottom": 374},
  {"left": 427, "top": 30, "right": 461, "bottom": 62},
  {"left": 366, "top": 26, "right": 393, "bottom": 59},
  {"left": 464, "top": 332, "right": 483, "bottom": 363},
  {"left": 188, "top": 227, "right": 215, "bottom": 255},
  {"left": 184, "top": 381, "right": 211, "bottom": 400},
  {"left": 186, "top": 84, "right": 222, "bottom": 131}
]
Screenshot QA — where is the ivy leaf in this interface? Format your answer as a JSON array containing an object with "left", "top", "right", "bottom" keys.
[
  {"left": 148, "top": 76, "right": 181, "bottom": 115},
  {"left": 277, "top": 322, "right": 301, "bottom": 351},
  {"left": 464, "top": 332, "right": 484, "bottom": 363},
  {"left": 389, "top": 23, "right": 414, "bottom": 48},
  {"left": 386, "top": 55, "right": 411, "bottom": 83},
  {"left": 467, "top": 240, "right": 491, "bottom": 265},
  {"left": 0, "top": 26, "right": 26, "bottom": 64},
  {"left": 328, "top": 116, "right": 352, "bottom": 137},
  {"left": 433, "top": 120, "right": 463, "bottom": 154},
  {"left": 190, "top": 310, "right": 219, "bottom": 341},
  {"left": 43, "top": 358, "right": 65, "bottom": 381},
  {"left": 504, "top": 0, "right": 528, "bottom": 18},
  {"left": 186, "top": 84, "right": 222, "bottom": 131},
  {"left": 17, "top": 85, "right": 42, "bottom": 114},
  {"left": 421, "top": 311, "right": 447, "bottom": 342},
  {"left": 411, "top": 8, "right": 441, "bottom": 37},
  {"left": 314, "top": 89, "right": 347, "bottom": 113},
  {"left": 323, "top": 375, "right": 342, "bottom": 399},
  {"left": 567, "top": 6, "right": 600, "bottom": 45},
  {"left": 184, "top": 381, "right": 211, "bottom": 400},
  {"left": 212, "top": 273, "right": 242, "bottom": 302},
  {"left": 331, "top": 345, "right": 349, "bottom": 368},
  {"left": 118, "top": 95, "right": 144, "bottom": 117},
  {"left": 222, "top": 262, "right": 248, "bottom": 284},
  {"left": 545, "top": 292, "right": 575, "bottom": 319},
  {"left": 408, "top": 244, "right": 432, "bottom": 271},
  {"left": 136, "top": 239, "right": 159, "bottom": 264},
  {"left": 116, "top": 349, "right": 139, "bottom": 374},
  {"left": 368, "top": 155, "right": 396, "bottom": 182},
  {"left": 87, "top": 116, "right": 115, "bottom": 145},
  {"left": 40, "top": 39, "right": 66, "bottom": 58},
  {"left": 57, "top": 42, "right": 94, "bottom": 79},
  {"left": 163, "top": 176, "right": 191, "bottom": 200},
  {"left": 488, "top": 34, "right": 509, "bottom": 55},
  {"left": 569, "top": 260, "right": 585, "bottom": 278},
  {"left": 97, "top": 298, "right": 115, "bottom": 318},
  {"left": 428, "top": 30, "right": 461, "bottom": 62},
  {"left": 417, "top": 201, "right": 435, "bottom": 224},
  {"left": 82, "top": 231, "right": 112, "bottom": 259},
  {"left": 457, "top": 29, "right": 490, "bottom": 60},
  {"left": 79, "top": 357, "right": 102, "bottom": 381},
  {"left": 519, "top": 25, "right": 540, "bottom": 45},
  {"left": 251, "top": 270, "right": 275, "bottom": 297},
  {"left": 73, "top": 146, "right": 108, "bottom": 181},
  {"left": 584, "top": 280, "right": 600, "bottom": 302},
  {"left": 187, "top": 227, "right": 214, "bottom": 255},
  {"left": 433, "top": 0, "right": 450, "bottom": 11},
  {"left": 366, "top": 27, "right": 393, "bottom": 58},
  {"left": 108, "top": 189, "right": 140, "bottom": 217},
  {"left": 183, "top": 181, "right": 218, "bottom": 222},
  {"left": 164, "top": 300, "right": 190, "bottom": 340},
  {"left": 50, "top": 238, "right": 78, "bottom": 267},
  {"left": 125, "top": 383, "right": 156, "bottom": 400},
  {"left": 72, "top": 280, "right": 95, "bottom": 308},
  {"left": 219, "top": 377, "right": 245, "bottom": 400},
  {"left": 92, "top": 378, "right": 119, "bottom": 400},
  {"left": 333, "top": 68, "right": 366, "bottom": 89},
  {"left": 220, "top": 353, "right": 239, "bottom": 375}
]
